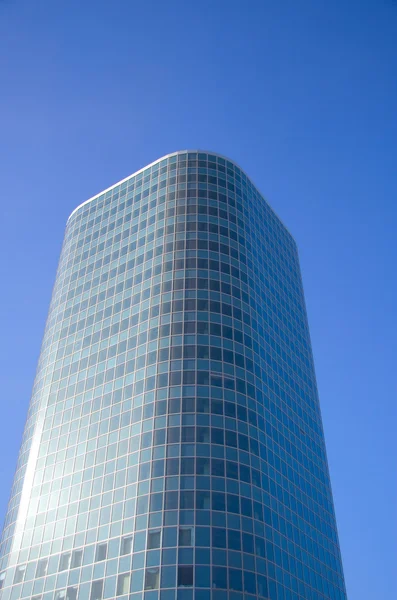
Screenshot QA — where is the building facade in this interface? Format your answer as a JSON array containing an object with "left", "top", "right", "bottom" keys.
[{"left": 0, "top": 152, "right": 346, "bottom": 600}]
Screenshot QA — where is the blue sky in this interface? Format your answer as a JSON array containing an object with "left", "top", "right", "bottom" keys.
[{"left": 0, "top": 1, "right": 396, "bottom": 598}]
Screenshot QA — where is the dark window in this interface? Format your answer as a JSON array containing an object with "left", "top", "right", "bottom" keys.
[
  {"left": 179, "top": 527, "right": 194, "bottom": 546},
  {"left": 178, "top": 566, "right": 193, "bottom": 587},
  {"left": 66, "top": 587, "right": 78, "bottom": 600},
  {"left": 36, "top": 558, "right": 48, "bottom": 577},
  {"left": 121, "top": 536, "right": 133, "bottom": 555},
  {"left": 59, "top": 552, "right": 71, "bottom": 571},
  {"left": 90, "top": 580, "right": 103, "bottom": 600},
  {"left": 147, "top": 529, "right": 161, "bottom": 549},
  {"left": 13, "top": 565, "right": 26, "bottom": 584},
  {"left": 95, "top": 544, "right": 107, "bottom": 562}
]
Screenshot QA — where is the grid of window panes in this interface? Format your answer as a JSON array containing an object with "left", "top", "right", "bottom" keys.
[{"left": 0, "top": 152, "right": 346, "bottom": 600}]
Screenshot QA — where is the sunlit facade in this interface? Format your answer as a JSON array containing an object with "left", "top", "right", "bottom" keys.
[{"left": 0, "top": 151, "right": 346, "bottom": 600}]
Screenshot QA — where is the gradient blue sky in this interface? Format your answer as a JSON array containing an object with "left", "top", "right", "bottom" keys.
[{"left": 0, "top": 1, "right": 396, "bottom": 598}]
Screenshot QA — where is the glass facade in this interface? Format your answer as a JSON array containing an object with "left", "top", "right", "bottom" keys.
[{"left": 0, "top": 151, "right": 346, "bottom": 600}]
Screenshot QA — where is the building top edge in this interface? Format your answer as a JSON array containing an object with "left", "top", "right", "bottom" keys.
[
  {"left": 68, "top": 151, "right": 252, "bottom": 222},
  {"left": 66, "top": 150, "right": 295, "bottom": 244}
]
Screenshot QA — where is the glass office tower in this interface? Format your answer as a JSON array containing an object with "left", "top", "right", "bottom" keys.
[{"left": 0, "top": 152, "right": 346, "bottom": 600}]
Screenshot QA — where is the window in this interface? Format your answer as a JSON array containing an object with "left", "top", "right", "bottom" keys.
[
  {"left": 228, "top": 530, "right": 241, "bottom": 551},
  {"left": 120, "top": 535, "right": 133, "bottom": 555},
  {"left": 178, "top": 566, "right": 193, "bottom": 587},
  {"left": 0, "top": 572, "right": 5, "bottom": 590},
  {"left": 95, "top": 543, "right": 107, "bottom": 562},
  {"left": 162, "top": 527, "right": 177, "bottom": 547},
  {"left": 229, "top": 569, "right": 243, "bottom": 591},
  {"left": 71, "top": 550, "right": 83, "bottom": 569},
  {"left": 130, "top": 569, "right": 144, "bottom": 593},
  {"left": 66, "top": 588, "right": 78, "bottom": 600},
  {"left": 257, "top": 575, "right": 268, "bottom": 598},
  {"left": 179, "top": 527, "right": 194, "bottom": 546},
  {"left": 161, "top": 565, "right": 176, "bottom": 588},
  {"left": 180, "top": 491, "right": 194, "bottom": 509},
  {"left": 147, "top": 529, "right": 161, "bottom": 549},
  {"left": 116, "top": 573, "right": 130, "bottom": 596},
  {"left": 195, "top": 565, "right": 210, "bottom": 588},
  {"left": 54, "top": 592, "right": 66, "bottom": 600},
  {"left": 13, "top": 565, "right": 26, "bottom": 584},
  {"left": 90, "top": 580, "right": 104, "bottom": 600},
  {"left": 213, "top": 528, "right": 226, "bottom": 549},
  {"left": 196, "top": 490, "right": 210, "bottom": 509},
  {"left": 212, "top": 566, "right": 227, "bottom": 589},
  {"left": 59, "top": 552, "right": 71, "bottom": 572},
  {"left": 145, "top": 568, "right": 159, "bottom": 590},
  {"left": 243, "top": 571, "right": 256, "bottom": 595},
  {"left": 36, "top": 558, "right": 48, "bottom": 578}
]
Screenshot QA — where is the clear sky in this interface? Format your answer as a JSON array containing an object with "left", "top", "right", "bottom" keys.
[{"left": 0, "top": 1, "right": 396, "bottom": 598}]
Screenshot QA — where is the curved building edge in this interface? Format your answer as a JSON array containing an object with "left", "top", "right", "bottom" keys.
[{"left": 67, "top": 150, "right": 296, "bottom": 244}]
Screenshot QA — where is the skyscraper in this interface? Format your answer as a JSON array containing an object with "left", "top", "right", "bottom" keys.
[{"left": 0, "top": 151, "right": 346, "bottom": 600}]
